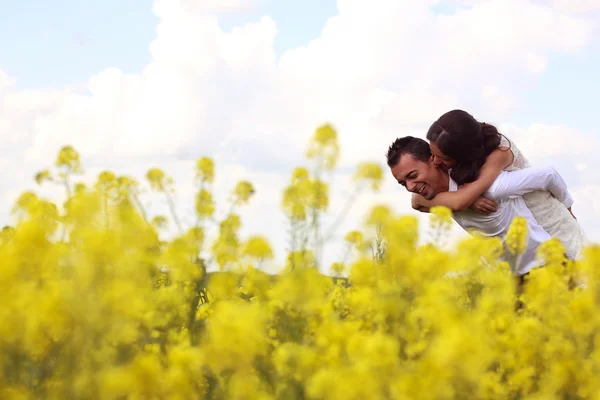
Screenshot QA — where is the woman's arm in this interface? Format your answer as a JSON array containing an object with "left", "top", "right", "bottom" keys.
[{"left": 413, "top": 147, "right": 514, "bottom": 212}]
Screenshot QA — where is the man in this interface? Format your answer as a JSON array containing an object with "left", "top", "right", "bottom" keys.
[{"left": 386, "top": 136, "right": 575, "bottom": 278}]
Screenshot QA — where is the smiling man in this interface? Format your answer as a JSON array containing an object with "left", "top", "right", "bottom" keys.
[
  {"left": 386, "top": 136, "right": 575, "bottom": 278},
  {"left": 386, "top": 136, "right": 450, "bottom": 200}
]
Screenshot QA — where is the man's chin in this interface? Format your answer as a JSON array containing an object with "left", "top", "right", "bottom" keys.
[{"left": 423, "top": 189, "right": 436, "bottom": 200}]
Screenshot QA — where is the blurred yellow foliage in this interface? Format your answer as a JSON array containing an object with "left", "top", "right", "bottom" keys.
[{"left": 0, "top": 123, "right": 595, "bottom": 400}]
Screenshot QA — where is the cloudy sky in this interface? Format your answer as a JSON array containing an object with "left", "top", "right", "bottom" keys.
[{"left": 1, "top": 0, "right": 600, "bottom": 272}]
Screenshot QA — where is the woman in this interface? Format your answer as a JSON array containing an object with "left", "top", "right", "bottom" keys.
[{"left": 413, "top": 109, "right": 585, "bottom": 261}]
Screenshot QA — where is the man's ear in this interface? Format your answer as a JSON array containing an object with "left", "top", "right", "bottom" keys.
[{"left": 427, "top": 155, "right": 437, "bottom": 169}]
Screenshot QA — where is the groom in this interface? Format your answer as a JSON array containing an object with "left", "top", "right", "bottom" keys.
[{"left": 385, "top": 136, "right": 576, "bottom": 278}]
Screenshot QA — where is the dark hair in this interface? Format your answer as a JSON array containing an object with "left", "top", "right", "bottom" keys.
[
  {"left": 386, "top": 136, "right": 431, "bottom": 168},
  {"left": 426, "top": 109, "right": 508, "bottom": 185}
]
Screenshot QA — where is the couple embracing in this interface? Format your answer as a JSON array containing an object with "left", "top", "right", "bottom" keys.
[{"left": 386, "top": 109, "right": 587, "bottom": 281}]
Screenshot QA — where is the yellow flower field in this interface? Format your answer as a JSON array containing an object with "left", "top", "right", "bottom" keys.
[{"left": 1, "top": 124, "right": 599, "bottom": 399}]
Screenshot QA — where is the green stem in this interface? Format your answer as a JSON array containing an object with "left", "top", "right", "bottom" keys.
[
  {"left": 132, "top": 193, "right": 148, "bottom": 223},
  {"left": 63, "top": 168, "right": 72, "bottom": 200},
  {"left": 323, "top": 185, "right": 362, "bottom": 243},
  {"left": 312, "top": 207, "right": 320, "bottom": 268},
  {"left": 312, "top": 166, "right": 322, "bottom": 269},
  {"left": 104, "top": 194, "right": 109, "bottom": 230},
  {"left": 162, "top": 186, "right": 183, "bottom": 234}
]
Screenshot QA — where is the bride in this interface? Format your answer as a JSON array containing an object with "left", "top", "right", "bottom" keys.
[{"left": 411, "top": 109, "right": 586, "bottom": 261}]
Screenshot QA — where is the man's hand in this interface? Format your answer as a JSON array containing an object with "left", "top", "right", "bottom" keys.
[{"left": 469, "top": 196, "right": 497, "bottom": 215}]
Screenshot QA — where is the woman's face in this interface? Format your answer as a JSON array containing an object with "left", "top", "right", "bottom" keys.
[{"left": 429, "top": 141, "right": 456, "bottom": 171}]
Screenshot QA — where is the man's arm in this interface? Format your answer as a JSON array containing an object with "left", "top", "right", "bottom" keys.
[{"left": 487, "top": 166, "right": 574, "bottom": 208}]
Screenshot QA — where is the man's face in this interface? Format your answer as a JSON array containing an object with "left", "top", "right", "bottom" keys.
[{"left": 390, "top": 154, "right": 444, "bottom": 200}]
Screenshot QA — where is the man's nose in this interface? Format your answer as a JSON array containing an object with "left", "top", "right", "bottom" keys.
[{"left": 406, "top": 181, "right": 417, "bottom": 192}]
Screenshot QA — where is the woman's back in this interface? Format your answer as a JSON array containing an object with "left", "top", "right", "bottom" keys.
[{"left": 500, "top": 136, "right": 586, "bottom": 259}]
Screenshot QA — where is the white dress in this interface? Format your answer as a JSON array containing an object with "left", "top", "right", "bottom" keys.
[{"left": 500, "top": 136, "right": 587, "bottom": 260}]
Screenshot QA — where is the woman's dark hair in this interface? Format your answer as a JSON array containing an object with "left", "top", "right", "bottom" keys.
[{"left": 426, "top": 109, "right": 508, "bottom": 185}]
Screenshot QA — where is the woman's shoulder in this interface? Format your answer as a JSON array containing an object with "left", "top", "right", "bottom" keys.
[
  {"left": 499, "top": 134, "right": 512, "bottom": 150},
  {"left": 498, "top": 134, "right": 531, "bottom": 170}
]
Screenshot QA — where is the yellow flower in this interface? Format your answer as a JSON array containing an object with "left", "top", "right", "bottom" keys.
[
  {"left": 365, "top": 204, "right": 392, "bottom": 226},
  {"left": 348, "top": 258, "right": 376, "bottom": 286},
  {"left": 506, "top": 216, "right": 528, "bottom": 255},
  {"left": 195, "top": 188, "right": 215, "bottom": 218},
  {"left": 195, "top": 156, "right": 215, "bottom": 184},
  {"left": 242, "top": 235, "right": 274, "bottom": 261},
  {"left": 330, "top": 262, "right": 346, "bottom": 275},
  {"left": 74, "top": 182, "right": 87, "bottom": 194},
  {"left": 353, "top": 162, "right": 383, "bottom": 191},
  {"left": 55, "top": 145, "right": 82, "bottom": 172},
  {"left": 34, "top": 169, "right": 53, "bottom": 185},
  {"left": 291, "top": 167, "right": 310, "bottom": 182},
  {"left": 146, "top": 168, "right": 173, "bottom": 191},
  {"left": 152, "top": 215, "right": 168, "bottom": 229},
  {"left": 95, "top": 171, "right": 119, "bottom": 199},
  {"left": 282, "top": 185, "right": 307, "bottom": 221},
  {"left": 306, "top": 123, "right": 340, "bottom": 170},
  {"left": 232, "top": 181, "right": 255, "bottom": 205},
  {"left": 0, "top": 225, "right": 14, "bottom": 243},
  {"left": 344, "top": 230, "right": 364, "bottom": 248},
  {"left": 536, "top": 237, "right": 566, "bottom": 267},
  {"left": 2, "top": 121, "right": 600, "bottom": 399},
  {"left": 309, "top": 179, "right": 329, "bottom": 211},
  {"left": 430, "top": 205, "right": 453, "bottom": 226},
  {"left": 285, "top": 250, "right": 316, "bottom": 270}
]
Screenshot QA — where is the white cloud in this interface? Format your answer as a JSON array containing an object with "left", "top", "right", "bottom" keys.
[
  {"left": 0, "top": 70, "right": 16, "bottom": 92},
  {"left": 433, "top": 0, "right": 590, "bottom": 77},
  {"left": 154, "top": 0, "right": 255, "bottom": 16},
  {"left": 499, "top": 123, "right": 600, "bottom": 163},
  {"left": 0, "top": 0, "right": 598, "bottom": 271},
  {"left": 480, "top": 85, "right": 518, "bottom": 116},
  {"left": 570, "top": 184, "right": 600, "bottom": 243},
  {"left": 455, "top": 0, "right": 600, "bottom": 15},
  {"left": 526, "top": 53, "right": 548, "bottom": 73},
  {"left": 553, "top": 0, "right": 600, "bottom": 14}
]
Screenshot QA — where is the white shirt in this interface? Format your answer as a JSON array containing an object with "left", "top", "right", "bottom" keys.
[{"left": 448, "top": 166, "right": 574, "bottom": 276}]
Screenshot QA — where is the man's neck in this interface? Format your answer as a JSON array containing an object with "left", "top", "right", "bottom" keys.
[{"left": 434, "top": 167, "right": 450, "bottom": 192}]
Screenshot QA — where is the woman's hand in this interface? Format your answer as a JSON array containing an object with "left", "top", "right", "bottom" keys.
[
  {"left": 469, "top": 196, "right": 497, "bottom": 215},
  {"left": 411, "top": 193, "right": 424, "bottom": 210},
  {"left": 411, "top": 193, "right": 430, "bottom": 213}
]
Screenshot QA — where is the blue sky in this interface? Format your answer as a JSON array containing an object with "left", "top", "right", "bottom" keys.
[
  {"left": 514, "top": 45, "right": 600, "bottom": 132},
  {"left": 2, "top": 0, "right": 598, "bottom": 133},
  {"left": 1, "top": 0, "right": 158, "bottom": 88},
  {"left": 0, "top": 0, "right": 337, "bottom": 88}
]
